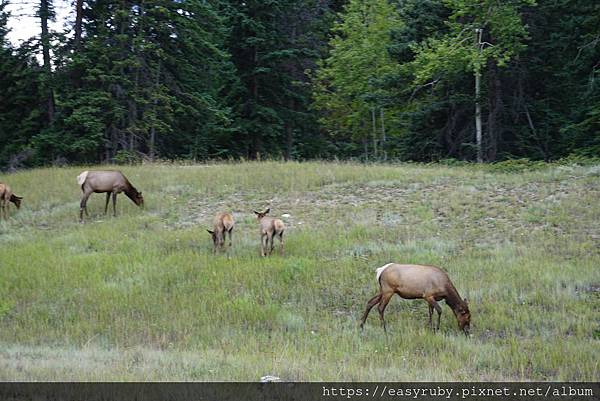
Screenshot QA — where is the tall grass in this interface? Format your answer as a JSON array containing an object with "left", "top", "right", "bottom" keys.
[{"left": 0, "top": 161, "right": 599, "bottom": 380}]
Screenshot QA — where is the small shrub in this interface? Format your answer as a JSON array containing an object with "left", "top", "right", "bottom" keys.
[
  {"left": 555, "top": 154, "right": 600, "bottom": 166},
  {"left": 113, "top": 150, "right": 142, "bottom": 165},
  {"left": 437, "top": 158, "right": 472, "bottom": 167},
  {"left": 487, "top": 158, "right": 547, "bottom": 173}
]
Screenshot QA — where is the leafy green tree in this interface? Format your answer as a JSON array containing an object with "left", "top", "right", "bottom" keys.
[
  {"left": 312, "top": 0, "right": 401, "bottom": 160},
  {"left": 407, "top": 0, "right": 535, "bottom": 161}
]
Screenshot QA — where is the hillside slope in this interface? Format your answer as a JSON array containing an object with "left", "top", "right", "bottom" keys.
[{"left": 1, "top": 162, "right": 599, "bottom": 380}]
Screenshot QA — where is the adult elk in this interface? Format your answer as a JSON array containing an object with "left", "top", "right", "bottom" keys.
[
  {"left": 0, "top": 183, "right": 22, "bottom": 219},
  {"left": 77, "top": 170, "right": 144, "bottom": 222},
  {"left": 254, "top": 208, "right": 285, "bottom": 256},
  {"left": 360, "top": 263, "right": 471, "bottom": 336},
  {"left": 207, "top": 212, "right": 234, "bottom": 253}
]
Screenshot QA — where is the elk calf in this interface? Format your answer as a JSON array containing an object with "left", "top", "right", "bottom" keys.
[
  {"left": 207, "top": 212, "right": 234, "bottom": 253},
  {"left": 0, "top": 183, "right": 22, "bottom": 219},
  {"left": 254, "top": 208, "right": 285, "bottom": 256}
]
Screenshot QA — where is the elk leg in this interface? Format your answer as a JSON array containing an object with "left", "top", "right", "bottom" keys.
[
  {"left": 425, "top": 296, "right": 442, "bottom": 331},
  {"left": 260, "top": 233, "right": 267, "bottom": 257},
  {"left": 80, "top": 191, "right": 92, "bottom": 222},
  {"left": 112, "top": 192, "right": 117, "bottom": 217},
  {"left": 278, "top": 231, "right": 284, "bottom": 255},
  {"left": 269, "top": 232, "right": 275, "bottom": 255},
  {"left": 428, "top": 304, "right": 434, "bottom": 330},
  {"left": 378, "top": 292, "right": 393, "bottom": 333},
  {"left": 104, "top": 193, "right": 110, "bottom": 214},
  {"left": 228, "top": 228, "right": 233, "bottom": 247},
  {"left": 360, "top": 293, "right": 382, "bottom": 329}
]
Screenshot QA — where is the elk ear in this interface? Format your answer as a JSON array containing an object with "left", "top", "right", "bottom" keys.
[
  {"left": 253, "top": 211, "right": 260, "bottom": 215},
  {"left": 463, "top": 298, "right": 468, "bottom": 304},
  {"left": 207, "top": 229, "right": 214, "bottom": 234},
  {"left": 265, "top": 208, "right": 270, "bottom": 214}
]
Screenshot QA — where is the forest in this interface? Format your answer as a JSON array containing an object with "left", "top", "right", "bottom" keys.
[{"left": 0, "top": 0, "right": 599, "bottom": 168}]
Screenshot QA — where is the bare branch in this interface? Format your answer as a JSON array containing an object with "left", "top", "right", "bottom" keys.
[
  {"left": 409, "top": 78, "right": 441, "bottom": 101},
  {"left": 575, "top": 33, "right": 600, "bottom": 61}
]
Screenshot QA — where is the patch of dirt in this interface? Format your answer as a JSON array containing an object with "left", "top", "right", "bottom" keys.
[{"left": 168, "top": 176, "right": 600, "bottom": 251}]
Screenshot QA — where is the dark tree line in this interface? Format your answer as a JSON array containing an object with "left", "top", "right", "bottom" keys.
[{"left": 0, "top": 0, "right": 598, "bottom": 168}]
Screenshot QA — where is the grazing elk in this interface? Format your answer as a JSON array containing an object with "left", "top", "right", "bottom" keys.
[
  {"left": 207, "top": 212, "right": 234, "bottom": 253},
  {"left": 360, "top": 263, "right": 471, "bottom": 336},
  {"left": 77, "top": 170, "right": 144, "bottom": 222},
  {"left": 0, "top": 183, "right": 22, "bottom": 219},
  {"left": 254, "top": 208, "right": 285, "bottom": 256}
]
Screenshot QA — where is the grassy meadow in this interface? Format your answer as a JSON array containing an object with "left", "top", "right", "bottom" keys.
[{"left": 0, "top": 161, "right": 599, "bottom": 381}]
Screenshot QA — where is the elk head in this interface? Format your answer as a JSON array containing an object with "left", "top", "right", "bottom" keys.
[
  {"left": 10, "top": 195, "right": 22, "bottom": 209},
  {"left": 253, "top": 208, "right": 270, "bottom": 219},
  {"left": 207, "top": 229, "right": 225, "bottom": 249}
]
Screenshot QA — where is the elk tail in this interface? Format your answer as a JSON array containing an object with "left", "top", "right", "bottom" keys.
[
  {"left": 375, "top": 263, "right": 394, "bottom": 287},
  {"left": 77, "top": 171, "right": 89, "bottom": 188}
]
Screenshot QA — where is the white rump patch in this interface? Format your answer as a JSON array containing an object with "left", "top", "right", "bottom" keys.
[
  {"left": 376, "top": 263, "right": 394, "bottom": 284},
  {"left": 77, "top": 171, "right": 89, "bottom": 186}
]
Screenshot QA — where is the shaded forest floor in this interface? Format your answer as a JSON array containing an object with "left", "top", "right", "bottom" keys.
[{"left": 1, "top": 161, "right": 599, "bottom": 380}]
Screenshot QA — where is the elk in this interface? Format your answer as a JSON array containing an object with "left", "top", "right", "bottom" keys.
[
  {"left": 254, "top": 208, "right": 285, "bottom": 256},
  {"left": 77, "top": 170, "right": 144, "bottom": 222},
  {"left": 0, "top": 183, "right": 22, "bottom": 219},
  {"left": 207, "top": 212, "right": 234, "bottom": 253},
  {"left": 360, "top": 263, "right": 471, "bottom": 336}
]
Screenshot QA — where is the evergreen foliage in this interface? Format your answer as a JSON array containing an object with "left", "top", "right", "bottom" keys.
[{"left": 0, "top": 0, "right": 598, "bottom": 166}]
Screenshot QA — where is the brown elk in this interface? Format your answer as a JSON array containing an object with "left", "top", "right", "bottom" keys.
[
  {"left": 360, "top": 263, "right": 471, "bottom": 336},
  {"left": 77, "top": 170, "right": 144, "bottom": 222},
  {"left": 0, "top": 183, "right": 23, "bottom": 219},
  {"left": 254, "top": 208, "right": 285, "bottom": 256},
  {"left": 207, "top": 212, "right": 234, "bottom": 253}
]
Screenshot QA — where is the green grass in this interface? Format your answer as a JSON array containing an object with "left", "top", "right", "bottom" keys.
[{"left": 0, "top": 161, "right": 599, "bottom": 381}]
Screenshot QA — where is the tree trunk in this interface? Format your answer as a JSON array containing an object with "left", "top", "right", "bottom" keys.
[
  {"left": 371, "top": 108, "right": 377, "bottom": 159},
  {"left": 249, "top": 47, "right": 261, "bottom": 160},
  {"left": 474, "top": 28, "right": 483, "bottom": 162},
  {"left": 284, "top": 100, "right": 294, "bottom": 161},
  {"left": 149, "top": 58, "right": 161, "bottom": 161},
  {"left": 475, "top": 70, "right": 483, "bottom": 162},
  {"left": 115, "top": 0, "right": 128, "bottom": 156},
  {"left": 284, "top": 26, "right": 297, "bottom": 162},
  {"left": 486, "top": 61, "right": 502, "bottom": 162},
  {"left": 74, "top": 0, "right": 83, "bottom": 48},
  {"left": 39, "top": 0, "right": 54, "bottom": 123},
  {"left": 128, "top": 0, "right": 144, "bottom": 154},
  {"left": 380, "top": 108, "right": 386, "bottom": 160}
]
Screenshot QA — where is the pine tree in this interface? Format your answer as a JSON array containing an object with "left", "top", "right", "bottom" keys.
[{"left": 0, "top": 2, "right": 45, "bottom": 168}]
